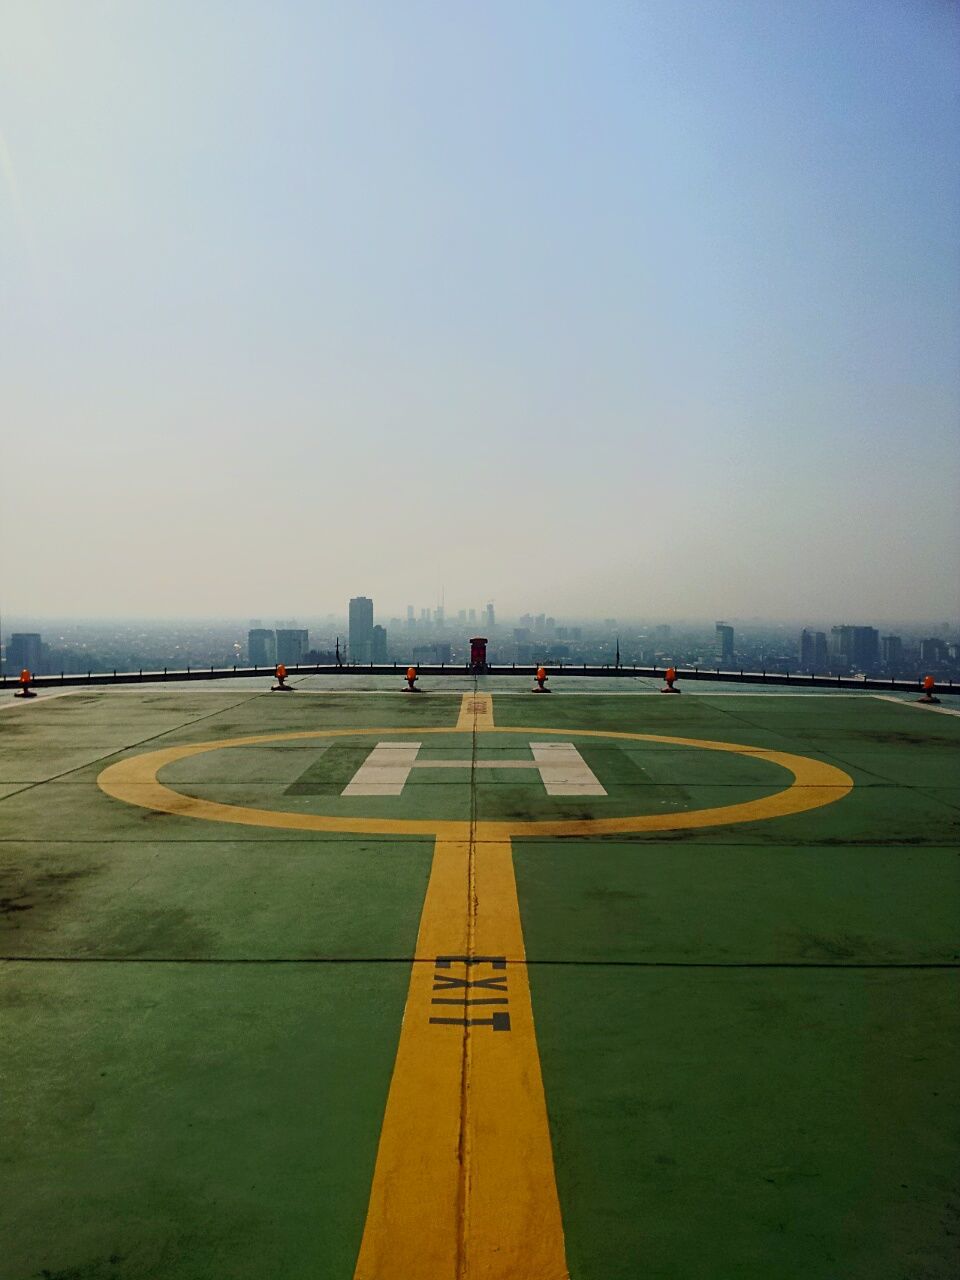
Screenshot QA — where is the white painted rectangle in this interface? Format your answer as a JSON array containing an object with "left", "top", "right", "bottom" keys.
[
  {"left": 529, "top": 742, "right": 606, "bottom": 796},
  {"left": 410, "top": 759, "right": 539, "bottom": 770},
  {"left": 342, "top": 742, "right": 422, "bottom": 796}
]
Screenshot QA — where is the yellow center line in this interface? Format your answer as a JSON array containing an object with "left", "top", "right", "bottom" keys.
[
  {"left": 456, "top": 691, "right": 495, "bottom": 730},
  {"left": 353, "top": 695, "right": 569, "bottom": 1279}
]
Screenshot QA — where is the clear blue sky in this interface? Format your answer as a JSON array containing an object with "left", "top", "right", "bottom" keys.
[{"left": 2, "top": 1, "right": 957, "bottom": 622}]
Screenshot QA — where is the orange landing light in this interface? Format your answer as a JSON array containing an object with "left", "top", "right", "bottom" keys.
[{"left": 15, "top": 668, "right": 36, "bottom": 698}]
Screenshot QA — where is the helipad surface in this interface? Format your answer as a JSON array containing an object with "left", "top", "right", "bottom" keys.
[{"left": 1, "top": 679, "right": 958, "bottom": 1279}]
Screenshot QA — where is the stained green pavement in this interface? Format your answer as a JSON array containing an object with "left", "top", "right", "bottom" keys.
[
  {"left": 504, "top": 692, "right": 959, "bottom": 1279},
  {"left": 1, "top": 687, "right": 958, "bottom": 1278},
  {"left": 3, "top": 962, "right": 409, "bottom": 1280},
  {"left": 532, "top": 967, "right": 958, "bottom": 1280}
]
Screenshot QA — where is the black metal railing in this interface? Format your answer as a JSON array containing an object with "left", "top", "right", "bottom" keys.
[{"left": 0, "top": 662, "right": 951, "bottom": 694}]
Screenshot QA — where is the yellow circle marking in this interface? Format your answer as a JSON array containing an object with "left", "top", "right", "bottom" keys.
[{"left": 97, "top": 726, "right": 853, "bottom": 837}]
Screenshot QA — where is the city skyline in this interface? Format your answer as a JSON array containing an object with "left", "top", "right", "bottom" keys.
[
  {"left": 5, "top": 602, "right": 958, "bottom": 682},
  {"left": 4, "top": 601, "right": 959, "bottom": 630}
]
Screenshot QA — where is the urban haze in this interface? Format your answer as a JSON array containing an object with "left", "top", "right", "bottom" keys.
[{"left": 1, "top": 2, "right": 958, "bottom": 624}]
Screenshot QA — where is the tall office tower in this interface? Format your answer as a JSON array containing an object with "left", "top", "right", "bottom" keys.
[
  {"left": 406, "top": 605, "right": 415, "bottom": 621},
  {"left": 852, "top": 626, "right": 879, "bottom": 668},
  {"left": 881, "top": 635, "right": 903, "bottom": 668},
  {"left": 457, "top": 609, "right": 467, "bottom": 623},
  {"left": 486, "top": 602, "right": 495, "bottom": 629},
  {"left": 420, "top": 608, "right": 430, "bottom": 623},
  {"left": 349, "top": 596, "right": 375, "bottom": 663},
  {"left": 800, "top": 629, "right": 829, "bottom": 671},
  {"left": 800, "top": 629, "right": 816, "bottom": 670},
  {"left": 468, "top": 609, "right": 477, "bottom": 624},
  {"left": 715, "top": 622, "right": 735, "bottom": 665},
  {"left": 920, "top": 637, "right": 946, "bottom": 664},
  {"left": 6, "top": 633, "right": 42, "bottom": 673},
  {"left": 275, "top": 629, "right": 309, "bottom": 665},
  {"left": 830, "top": 625, "right": 849, "bottom": 668},
  {"left": 371, "top": 625, "right": 388, "bottom": 663},
  {"left": 832, "top": 625, "right": 879, "bottom": 671},
  {"left": 248, "top": 629, "right": 276, "bottom": 666},
  {"left": 814, "top": 632, "right": 828, "bottom": 670}
]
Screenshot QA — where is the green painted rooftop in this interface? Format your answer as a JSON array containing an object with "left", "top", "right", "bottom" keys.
[{"left": 2, "top": 676, "right": 958, "bottom": 1279}]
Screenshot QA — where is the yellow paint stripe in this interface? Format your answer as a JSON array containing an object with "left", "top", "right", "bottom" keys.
[
  {"left": 98, "top": 726, "right": 853, "bottom": 838},
  {"left": 353, "top": 836, "right": 568, "bottom": 1279},
  {"left": 457, "top": 691, "right": 495, "bottom": 730},
  {"left": 462, "top": 836, "right": 568, "bottom": 1278},
  {"left": 354, "top": 839, "right": 467, "bottom": 1277}
]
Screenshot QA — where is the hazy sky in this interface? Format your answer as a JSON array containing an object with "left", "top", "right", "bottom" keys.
[{"left": 2, "top": 1, "right": 958, "bottom": 623}]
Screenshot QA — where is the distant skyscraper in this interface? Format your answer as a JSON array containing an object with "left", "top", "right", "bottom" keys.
[
  {"left": 486, "top": 602, "right": 495, "bottom": 629},
  {"left": 248, "top": 629, "right": 275, "bottom": 666},
  {"left": 855, "top": 627, "right": 879, "bottom": 668},
  {"left": 457, "top": 609, "right": 466, "bottom": 623},
  {"left": 831, "top": 625, "right": 879, "bottom": 671},
  {"left": 6, "top": 633, "right": 42, "bottom": 673},
  {"left": 829, "top": 626, "right": 847, "bottom": 666},
  {"left": 371, "top": 625, "right": 388, "bottom": 663},
  {"left": 349, "top": 596, "right": 375, "bottom": 663},
  {"left": 800, "top": 629, "right": 828, "bottom": 671},
  {"left": 881, "top": 635, "right": 903, "bottom": 668},
  {"left": 800, "top": 629, "right": 814, "bottom": 669},
  {"left": 468, "top": 608, "right": 477, "bottom": 624},
  {"left": 920, "top": 637, "right": 946, "bottom": 664},
  {"left": 715, "top": 622, "right": 735, "bottom": 665},
  {"left": 276, "top": 629, "right": 309, "bottom": 665},
  {"left": 406, "top": 605, "right": 415, "bottom": 621}
]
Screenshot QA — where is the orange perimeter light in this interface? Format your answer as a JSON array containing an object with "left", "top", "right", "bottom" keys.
[
  {"left": 405, "top": 666, "right": 419, "bottom": 692},
  {"left": 661, "top": 666, "right": 680, "bottom": 694},
  {"left": 919, "top": 674, "right": 939, "bottom": 703},
  {"left": 271, "top": 662, "right": 292, "bottom": 692},
  {"left": 15, "top": 668, "right": 36, "bottom": 698}
]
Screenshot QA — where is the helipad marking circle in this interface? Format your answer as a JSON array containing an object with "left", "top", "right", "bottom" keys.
[{"left": 97, "top": 726, "right": 853, "bottom": 836}]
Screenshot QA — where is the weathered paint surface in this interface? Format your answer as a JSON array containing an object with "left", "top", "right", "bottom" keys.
[
  {"left": 1, "top": 681, "right": 958, "bottom": 1279},
  {"left": 353, "top": 837, "right": 568, "bottom": 1279}
]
